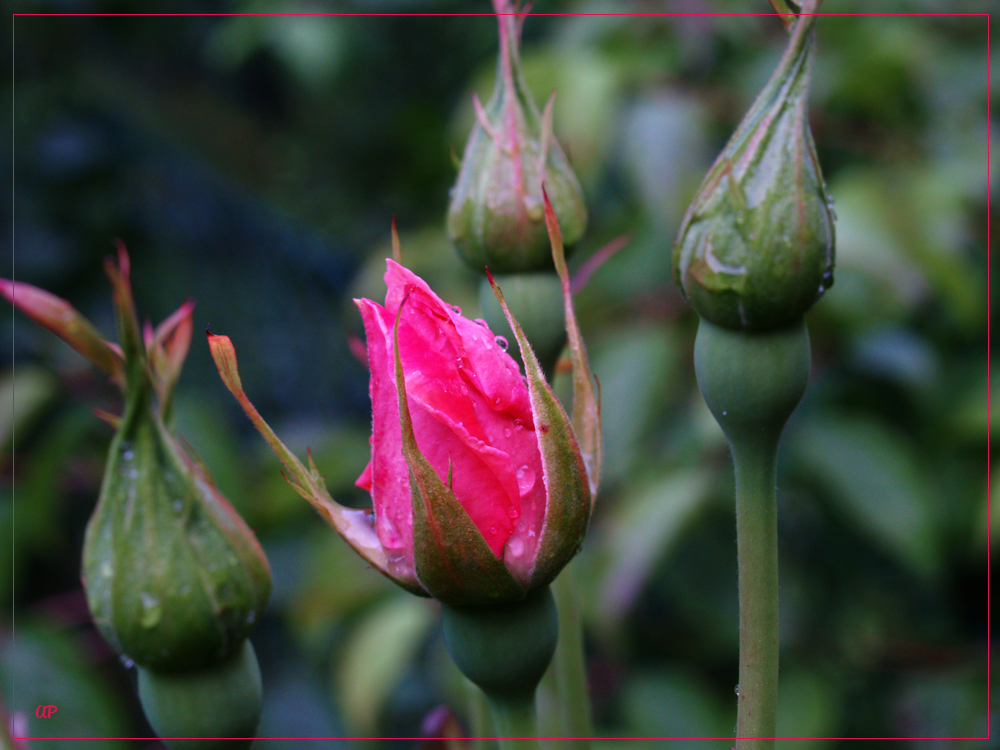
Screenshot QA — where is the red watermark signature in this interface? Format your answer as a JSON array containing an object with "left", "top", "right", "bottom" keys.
[{"left": 35, "top": 705, "right": 57, "bottom": 719}]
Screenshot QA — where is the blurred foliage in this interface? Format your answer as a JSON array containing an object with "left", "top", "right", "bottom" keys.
[{"left": 5, "top": 2, "right": 991, "bottom": 747}]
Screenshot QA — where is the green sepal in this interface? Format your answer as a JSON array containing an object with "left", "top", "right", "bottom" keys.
[
  {"left": 207, "top": 331, "right": 426, "bottom": 597},
  {"left": 486, "top": 270, "right": 591, "bottom": 592},
  {"left": 391, "top": 293, "right": 525, "bottom": 606},
  {"left": 543, "top": 187, "right": 602, "bottom": 500}
]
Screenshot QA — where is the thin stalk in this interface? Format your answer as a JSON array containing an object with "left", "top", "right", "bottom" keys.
[
  {"left": 693, "top": 319, "right": 810, "bottom": 750},
  {"left": 550, "top": 565, "right": 593, "bottom": 745},
  {"left": 487, "top": 694, "right": 541, "bottom": 750},
  {"left": 732, "top": 437, "right": 781, "bottom": 749}
]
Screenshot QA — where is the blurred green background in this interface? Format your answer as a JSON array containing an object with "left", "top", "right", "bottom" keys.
[{"left": 4, "top": 2, "right": 992, "bottom": 747}]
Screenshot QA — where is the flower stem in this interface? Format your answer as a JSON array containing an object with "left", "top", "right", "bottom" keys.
[
  {"left": 693, "top": 319, "right": 811, "bottom": 750},
  {"left": 732, "top": 435, "right": 780, "bottom": 748},
  {"left": 550, "top": 565, "right": 593, "bottom": 745},
  {"left": 487, "top": 694, "right": 541, "bottom": 750}
]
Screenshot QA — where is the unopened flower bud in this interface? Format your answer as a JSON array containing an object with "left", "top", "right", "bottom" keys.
[
  {"left": 447, "top": 0, "right": 587, "bottom": 273},
  {"left": 81, "top": 254, "right": 271, "bottom": 673},
  {"left": 672, "top": 10, "right": 835, "bottom": 331},
  {"left": 83, "top": 380, "right": 272, "bottom": 672}
]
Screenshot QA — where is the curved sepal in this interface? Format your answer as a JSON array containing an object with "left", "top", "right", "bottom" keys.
[
  {"left": 543, "top": 188, "right": 602, "bottom": 502},
  {"left": 391, "top": 292, "right": 524, "bottom": 606},
  {"left": 206, "top": 330, "right": 425, "bottom": 596},
  {"left": 486, "top": 271, "right": 591, "bottom": 591},
  {"left": 0, "top": 278, "right": 126, "bottom": 388}
]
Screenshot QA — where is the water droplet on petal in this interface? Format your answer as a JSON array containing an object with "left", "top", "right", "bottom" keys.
[
  {"left": 513, "top": 419, "right": 524, "bottom": 430},
  {"left": 451, "top": 305, "right": 462, "bottom": 315},
  {"left": 504, "top": 427, "right": 512, "bottom": 438},
  {"left": 515, "top": 465, "right": 536, "bottom": 496},
  {"left": 475, "top": 318, "right": 489, "bottom": 328},
  {"left": 488, "top": 526, "right": 499, "bottom": 536},
  {"left": 508, "top": 537, "right": 524, "bottom": 558},
  {"left": 505, "top": 505, "right": 520, "bottom": 519},
  {"left": 494, "top": 335, "right": 508, "bottom": 351}
]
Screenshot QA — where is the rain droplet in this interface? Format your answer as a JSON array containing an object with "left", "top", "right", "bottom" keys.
[
  {"left": 735, "top": 684, "right": 740, "bottom": 696},
  {"left": 121, "top": 448, "right": 134, "bottom": 461},
  {"left": 722, "top": 410, "right": 728, "bottom": 416},
  {"left": 508, "top": 537, "right": 524, "bottom": 558},
  {"left": 139, "top": 592, "right": 161, "bottom": 628},
  {"left": 505, "top": 506, "right": 520, "bottom": 519},
  {"left": 494, "top": 335, "right": 508, "bottom": 351},
  {"left": 451, "top": 305, "right": 462, "bottom": 315},
  {"left": 515, "top": 465, "right": 536, "bottom": 496},
  {"left": 504, "top": 427, "right": 512, "bottom": 438},
  {"left": 119, "top": 655, "right": 135, "bottom": 670},
  {"left": 513, "top": 419, "right": 524, "bottom": 430},
  {"left": 474, "top": 318, "right": 489, "bottom": 328},
  {"left": 488, "top": 526, "right": 499, "bottom": 536}
]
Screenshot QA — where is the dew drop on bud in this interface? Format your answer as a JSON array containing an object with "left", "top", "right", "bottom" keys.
[
  {"left": 139, "top": 592, "right": 161, "bottom": 628},
  {"left": 474, "top": 318, "right": 489, "bottom": 328},
  {"left": 494, "top": 335, "right": 509, "bottom": 351},
  {"left": 515, "top": 465, "right": 536, "bottom": 496},
  {"left": 451, "top": 305, "right": 462, "bottom": 315},
  {"left": 505, "top": 505, "right": 520, "bottom": 520},
  {"left": 504, "top": 427, "right": 512, "bottom": 438}
]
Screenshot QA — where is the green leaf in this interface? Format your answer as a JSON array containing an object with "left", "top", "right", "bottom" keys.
[
  {"left": 335, "top": 595, "right": 435, "bottom": 736},
  {"left": 792, "top": 416, "right": 941, "bottom": 579}
]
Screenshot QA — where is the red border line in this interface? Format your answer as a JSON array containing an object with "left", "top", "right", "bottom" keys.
[{"left": 7, "top": 10, "right": 991, "bottom": 744}]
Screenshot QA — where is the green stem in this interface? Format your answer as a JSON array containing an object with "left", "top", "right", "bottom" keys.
[
  {"left": 732, "top": 436, "right": 780, "bottom": 748},
  {"left": 487, "top": 694, "right": 541, "bottom": 750},
  {"left": 693, "top": 319, "right": 811, "bottom": 750},
  {"left": 550, "top": 565, "right": 593, "bottom": 745}
]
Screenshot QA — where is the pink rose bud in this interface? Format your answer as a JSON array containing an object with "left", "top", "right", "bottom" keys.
[
  {"left": 209, "top": 205, "right": 601, "bottom": 606},
  {"left": 354, "top": 258, "right": 590, "bottom": 605}
]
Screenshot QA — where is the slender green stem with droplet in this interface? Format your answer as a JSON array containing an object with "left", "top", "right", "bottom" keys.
[{"left": 694, "top": 319, "right": 810, "bottom": 750}]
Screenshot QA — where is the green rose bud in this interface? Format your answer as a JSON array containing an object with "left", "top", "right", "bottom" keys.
[
  {"left": 447, "top": 0, "right": 587, "bottom": 273},
  {"left": 81, "top": 252, "right": 271, "bottom": 673},
  {"left": 83, "top": 379, "right": 271, "bottom": 672},
  {"left": 672, "top": 8, "right": 835, "bottom": 331}
]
